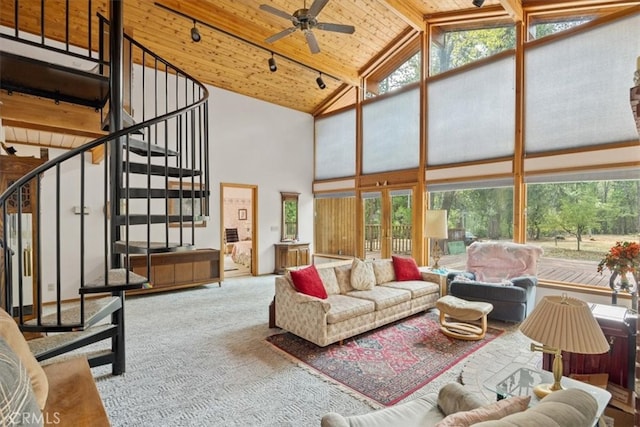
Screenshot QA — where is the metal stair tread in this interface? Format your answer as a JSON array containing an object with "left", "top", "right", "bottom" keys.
[
  {"left": 126, "top": 137, "right": 179, "bottom": 157},
  {"left": 24, "top": 296, "right": 121, "bottom": 329},
  {"left": 118, "top": 187, "right": 207, "bottom": 199},
  {"left": 114, "top": 214, "right": 206, "bottom": 226},
  {"left": 80, "top": 268, "right": 148, "bottom": 293},
  {"left": 113, "top": 241, "right": 196, "bottom": 254},
  {"left": 124, "top": 162, "right": 202, "bottom": 177},
  {"left": 28, "top": 324, "right": 116, "bottom": 359}
]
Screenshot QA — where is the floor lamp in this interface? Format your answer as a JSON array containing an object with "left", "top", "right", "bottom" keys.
[
  {"left": 425, "top": 210, "right": 448, "bottom": 269},
  {"left": 519, "top": 294, "right": 609, "bottom": 398}
]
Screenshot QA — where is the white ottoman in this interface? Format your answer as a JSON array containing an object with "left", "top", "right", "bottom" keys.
[{"left": 436, "top": 295, "right": 493, "bottom": 341}]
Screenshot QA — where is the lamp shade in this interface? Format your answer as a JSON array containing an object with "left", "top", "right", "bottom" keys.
[
  {"left": 520, "top": 295, "right": 609, "bottom": 354},
  {"left": 425, "top": 210, "right": 448, "bottom": 239}
]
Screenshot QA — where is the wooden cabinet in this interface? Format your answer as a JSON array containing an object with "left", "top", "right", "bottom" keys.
[
  {"left": 127, "top": 249, "right": 220, "bottom": 294},
  {"left": 274, "top": 242, "right": 310, "bottom": 274}
]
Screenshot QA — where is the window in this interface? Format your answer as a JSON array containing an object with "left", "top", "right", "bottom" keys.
[
  {"left": 430, "top": 24, "right": 515, "bottom": 76},
  {"left": 528, "top": 16, "right": 594, "bottom": 40},
  {"left": 525, "top": 179, "right": 640, "bottom": 288},
  {"left": 428, "top": 185, "right": 514, "bottom": 269},
  {"left": 366, "top": 52, "right": 421, "bottom": 98}
]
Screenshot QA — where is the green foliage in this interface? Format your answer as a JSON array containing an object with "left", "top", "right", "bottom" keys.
[
  {"left": 376, "top": 53, "right": 421, "bottom": 95},
  {"left": 430, "top": 26, "right": 515, "bottom": 75}
]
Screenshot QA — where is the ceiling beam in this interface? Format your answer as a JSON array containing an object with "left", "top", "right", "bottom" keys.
[
  {"left": 378, "top": 0, "right": 425, "bottom": 31},
  {"left": 500, "top": 0, "right": 524, "bottom": 21},
  {"left": 0, "top": 92, "right": 105, "bottom": 138}
]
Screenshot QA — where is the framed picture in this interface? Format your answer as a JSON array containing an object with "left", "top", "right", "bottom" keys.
[
  {"left": 238, "top": 208, "right": 247, "bottom": 220},
  {"left": 169, "top": 181, "right": 206, "bottom": 227}
]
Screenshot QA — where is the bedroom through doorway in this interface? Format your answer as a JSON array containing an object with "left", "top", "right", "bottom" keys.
[{"left": 221, "top": 183, "right": 257, "bottom": 278}]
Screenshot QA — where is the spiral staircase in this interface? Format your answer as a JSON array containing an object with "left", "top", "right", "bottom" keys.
[{"left": 0, "top": 1, "right": 209, "bottom": 375}]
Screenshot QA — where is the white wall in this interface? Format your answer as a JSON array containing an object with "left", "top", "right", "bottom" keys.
[{"left": 208, "top": 86, "right": 314, "bottom": 274}]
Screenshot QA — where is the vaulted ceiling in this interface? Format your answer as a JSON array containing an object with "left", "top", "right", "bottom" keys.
[{"left": 0, "top": 0, "right": 629, "bottom": 149}]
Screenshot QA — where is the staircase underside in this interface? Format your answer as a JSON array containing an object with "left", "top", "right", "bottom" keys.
[{"left": 0, "top": 51, "right": 109, "bottom": 109}]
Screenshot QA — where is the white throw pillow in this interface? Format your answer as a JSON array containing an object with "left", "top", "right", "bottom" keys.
[{"left": 350, "top": 258, "right": 376, "bottom": 290}]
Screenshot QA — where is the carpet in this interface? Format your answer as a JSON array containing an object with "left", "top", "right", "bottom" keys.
[{"left": 266, "top": 312, "right": 504, "bottom": 406}]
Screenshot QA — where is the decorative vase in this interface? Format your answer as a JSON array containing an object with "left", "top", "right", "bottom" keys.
[{"left": 609, "top": 271, "right": 639, "bottom": 312}]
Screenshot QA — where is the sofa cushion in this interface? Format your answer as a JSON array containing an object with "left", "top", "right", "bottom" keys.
[
  {"left": 472, "top": 388, "right": 596, "bottom": 427},
  {"left": 347, "top": 286, "right": 411, "bottom": 310},
  {"left": 290, "top": 265, "right": 328, "bottom": 299},
  {"left": 372, "top": 259, "right": 396, "bottom": 285},
  {"left": 437, "top": 382, "right": 486, "bottom": 415},
  {"left": 0, "top": 308, "right": 48, "bottom": 410},
  {"left": 351, "top": 259, "right": 376, "bottom": 291},
  {"left": 316, "top": 266, "right": 341, "bottom": 295},
  {"left": 435, "top": 395, "right": 530, "bottom": 427},
  {"left": 381, "top": 280, "right": 439, "bottom": 298},
  {"left": 392, "top": 256, "right": 421, "bottom": 281},
  {"left": 325, "top": 295, "right": 376, "bottom": 324},
  {"left": 334, "top": 264, "right": 354, "bottom": 294},
  {"left": 0, "top": 337, "right": 42, "bottom": 425}
]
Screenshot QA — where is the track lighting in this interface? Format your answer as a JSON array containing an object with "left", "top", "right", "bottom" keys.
[
  {"left": 316, "top": 74, "right": 326, "bottom": 89},
  {"left": 190, "top": 21, "right": 201, "bottom": 42},
  {"left": 268, "top": 53, "right": 277, "bottom": 72},
  {"left": 472, "top": 0, "right": 485, "bottom": 7}
]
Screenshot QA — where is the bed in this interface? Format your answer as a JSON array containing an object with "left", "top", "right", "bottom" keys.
[{"left": 231, "top": 241, "right": 252, "bottom": 267}]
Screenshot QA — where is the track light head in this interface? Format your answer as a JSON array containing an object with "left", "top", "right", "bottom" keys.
[
  {"left": 268, "top": 54, "right": 277, "bottom": 72},
  {"left": 191, "top": 21, "right": 201, "bottom": 42},
  {"left": 472, "top": 0, "right": 485, "bottom": 7},
  {"left": 316, "top": 74, "right": 326, "bottom": 90}
]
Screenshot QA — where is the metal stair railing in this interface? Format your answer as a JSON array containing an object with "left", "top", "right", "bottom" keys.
[{"left": 0, "top": 3, "right": 210, "bottom": 373}]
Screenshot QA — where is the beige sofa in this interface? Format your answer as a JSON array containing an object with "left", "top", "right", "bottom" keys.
[
  {"left": 274, "top": 259, "right": 440, "bottom": 347},
  {"left": 321, "top": 382, "right": 598, "bottom": 427}
]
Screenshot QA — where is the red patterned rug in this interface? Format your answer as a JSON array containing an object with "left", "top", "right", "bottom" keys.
[{"left": 266, "top": 312, "right": 503, "bottom": 406}]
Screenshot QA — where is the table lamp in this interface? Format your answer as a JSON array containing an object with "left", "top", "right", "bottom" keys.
[
  {"left": 425, "top": 210, "right": 448, "bottom": 269},
  {"left": 519, "top": 294, "right": 609, "bottom": 398}
]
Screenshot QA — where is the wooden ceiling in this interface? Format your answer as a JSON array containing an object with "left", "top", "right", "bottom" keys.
[{"left": 0, "top": 0, "right": 632, "bottom": 149}]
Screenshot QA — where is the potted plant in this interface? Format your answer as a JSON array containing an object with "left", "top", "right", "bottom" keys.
[{"left": 597, "top": 241, "right": 640, "bottom": 310}]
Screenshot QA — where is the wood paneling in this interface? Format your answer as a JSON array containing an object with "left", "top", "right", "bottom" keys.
[
  {"left": 314, "top": 196, "right": 357, "bottom": 256},
  {"left": 0, "top": 0, "right": 524, "bottom": 119}
]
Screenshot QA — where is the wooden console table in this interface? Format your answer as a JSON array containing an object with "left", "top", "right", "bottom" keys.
[
  {"left": 127, "top": 248, "right": 221, "bottom": 295},
  {"left": 274, "top": 242, "right": 310, "bottom": 274}
]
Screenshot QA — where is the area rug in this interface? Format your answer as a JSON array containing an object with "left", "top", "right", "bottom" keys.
[{"left": 266, "top": 312, "right": 504, "bottom": 406}]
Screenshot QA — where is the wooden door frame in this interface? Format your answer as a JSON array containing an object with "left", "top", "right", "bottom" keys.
[{"left": 219, "top": 183, "right": 258, "bottom": 278}]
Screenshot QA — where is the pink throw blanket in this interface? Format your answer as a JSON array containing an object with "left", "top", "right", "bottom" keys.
[{"left": 465, "top": 242, "right": 543, "bottom": 283}]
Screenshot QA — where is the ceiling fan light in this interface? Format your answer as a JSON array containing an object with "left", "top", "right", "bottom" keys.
[
  {"left": 268, "top": 55, "right": 277, "bottom": 72},
  {"left": 191, "top": 22, "right": 201, "bottom": 42},
  {"left": 316, "top": 75, "right": 326, "bottom": 89},
  {"left": 472, "top": 0, "right": 485, "bottom": 7}
]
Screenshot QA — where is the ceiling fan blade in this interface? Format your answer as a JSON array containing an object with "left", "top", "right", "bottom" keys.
[
  {"left": 265, "top": 26, "right": 298, "bottom": 44},
  {"left": 304, "top": 30, "right": 320, "bottom": 54},
  {"left": 308, "top": 0, "right": 330, "bottom": 18},
  {"left": 315, "top": 22, "right": 355, "bottom": 34},
  {"left": 259, "top": 4, "right": 295, "bottom": 21}
]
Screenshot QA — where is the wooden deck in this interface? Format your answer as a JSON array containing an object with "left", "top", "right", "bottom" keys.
[{"left": 439, "top": 254, "right": 610, "bottom": 288}]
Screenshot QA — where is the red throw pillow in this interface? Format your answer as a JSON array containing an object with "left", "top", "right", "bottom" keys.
[
  {"left": 289, "top": 265, "right": 328, "bottom": 299},
  {"left": 392, "top": 256, "right": 422, "bottom": 281}
]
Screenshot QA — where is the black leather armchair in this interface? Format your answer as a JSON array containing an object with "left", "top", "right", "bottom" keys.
[{"left": 445, "top": 242, "right": 543, "bottom": 323}]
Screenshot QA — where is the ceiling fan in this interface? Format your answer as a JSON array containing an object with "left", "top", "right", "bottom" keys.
[{"left": 260, "top": 0, "right": 355, "bottom": 54}]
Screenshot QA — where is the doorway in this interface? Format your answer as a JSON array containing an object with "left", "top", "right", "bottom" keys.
[
  {"left": 220, "top": 183, "right": 257, "bottom": 278},
  {"left": 363, "top": 187, "right": 416, "bottom": 260}
]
